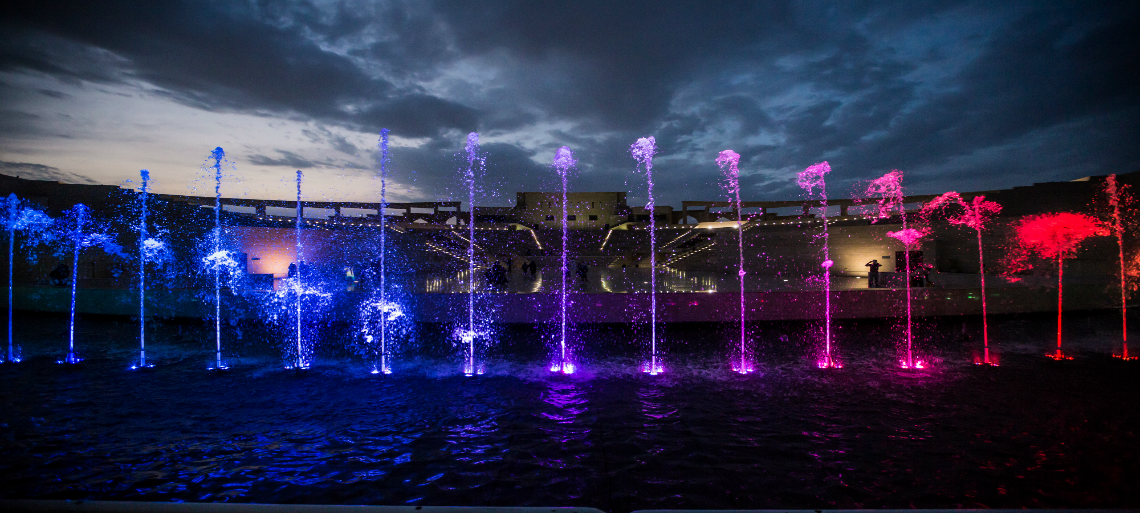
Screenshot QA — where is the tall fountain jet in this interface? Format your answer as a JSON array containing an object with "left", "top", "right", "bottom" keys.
[
  {"left": 631, "top": 136, "right": 662, "bottom": 375},
  {"left": 462, "top": 132, "right": 483, "bottom": 376},
  {"left": 716, "top": 150, "right": 752, "bottom": 373},
  {"left": 136, "top": 170, "right": 152, "bottom": 369},
  {"left": 4, "top": 194, "right": 51, "bottom": 364},
  {"left": 866, "top": 171, "right": 928, "bottom": 369},
  {"left": 797, "top": 162, "right": 839, "bottom": 369},
  {"left": 377, "top": 129, "right": 393, "bottom": 373},
  {"left": 58, "top": 204, "right": 122, "bottom": 365},
  {"left": 921, "top": 193, "right": 1002, "bottom": 365},
  {"left": 1106, "top": 175, "right": 1135, "bottom": 360},
  {"left": 294, "top": 169, "right": 307, "bottom": 370},
  {"left": 1009, "top": 212, "right": 1104, "bottom": 360},
  {"left": 208, "top": 148, "right": 228, "bottom": 370},
  {"left": 553, "top": 146, "right": 576, "bottom": 374}
]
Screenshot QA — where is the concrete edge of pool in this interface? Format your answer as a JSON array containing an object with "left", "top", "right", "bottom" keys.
[
  {"left": 0, "top": 501, "right": 605, "bottom": 513},
  {"left": 0, "top": 502, "right": 1132, "bottom": 513}
]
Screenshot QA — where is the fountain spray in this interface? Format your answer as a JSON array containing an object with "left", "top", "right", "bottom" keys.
[
  {"left": 66, "top": 206, "right": 86, "bottom": 365},
  {"left": 295, "top": 169, "right": 306, "bottom": 370},
  {"left": 631, "top": 137, "right": 662, "bottom": 375},
  {"left": 797, "top": 162, "right": 838, "bottom": 369},
  {"left": 137, "top": 170, "right": 151, "bottom": 369},
  {"left": 921, "top": 193, "right": 1002, "bottom": 365},
  {"left": 58, "top": 204, "right": 123, "bottom": 365},
  {"left": 1106, "top": 175, "right": 1135, "bottom": 360},
  {"left": 1009, "top": 212, "right": 1104, "bottom": 360},
  {"left": 867, "top": 171, "right": 927, "bottom": 369},
  {"left": 4, "top": 194, "right": 51, "bottom": 364},
  {"left": 717, "top": 150, "right": 752, "bottom": 373},
  {"left": 553, "top": 146, "right": 576, "bottom": 374},
  {"left": 377, "top": 129, "right": 392, "bottom": 373},
  {"left": 4, "top": 197, "right": 11, "bottom": 365},
  {"left": 209, "top": 148, "right": 227, "bottom": 370},
  {"left": 464, "top": 132, "right": 480, "bottom": 376}
]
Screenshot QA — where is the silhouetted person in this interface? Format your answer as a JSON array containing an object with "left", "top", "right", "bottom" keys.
[
  {"left": 866, "top": 259, "right": 882, "bottom": 288},
  {"left": 576, "top": 261, "right": 589, "bottom": 284},
  {"left": 288, "top": 262, "right": 297, "bottom": 278},
  {"left": 489, "top": 261, "right": 508, "bottom": 288},
  {"left": 49, "top": 263, "right": 69, "bottom": 286},
  {"left": 916, "top": 263, "right": 933, "bottom": 288},
  {"left": 529, "top": 260, "right": 537, "bottom": 276}
]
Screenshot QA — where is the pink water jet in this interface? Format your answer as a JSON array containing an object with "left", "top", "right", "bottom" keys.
[
  {"left": 921, "top": 193, "right": 1002, "bottom": 365},
  {"left": 1007, "top": 212, "right": 1105, "bottom": 360},
  {"left": 553, "top": 146, "right": 576, "bottom": 374},
  {"left": 717, "top": 150, "right": 752, "bottom": 374},
  {"left": 631, "top": 136, "right": 663, "bottom": 375},
  {"left": 1105, "top": 175, "right": 1136, "bottom": 361},
  {"left": 887, "top": 226, "right": 930, "bottom": 369},
  {"left": 797, "top": 161, "right": 839, "bottom": 369},
  {"left": 866, "top": 170, "right": 928, "bottom": 369}
]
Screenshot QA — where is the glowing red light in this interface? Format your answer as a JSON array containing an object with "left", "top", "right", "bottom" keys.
[{"left": 1008, "top": 212, "right": 1105, "bottom": 359}]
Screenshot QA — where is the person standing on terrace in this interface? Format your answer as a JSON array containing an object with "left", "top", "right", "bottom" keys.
[{"left": 866, "top": 259, "right": 882, "bottom": 288}]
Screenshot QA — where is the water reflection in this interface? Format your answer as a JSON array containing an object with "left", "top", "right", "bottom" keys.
[{"left": 418, "top": 267, "right": 866, "bottom": 294}]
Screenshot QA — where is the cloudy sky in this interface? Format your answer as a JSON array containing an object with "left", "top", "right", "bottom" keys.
[{"left": 1, "top": 1, "right": 1138, "bottom": 207}]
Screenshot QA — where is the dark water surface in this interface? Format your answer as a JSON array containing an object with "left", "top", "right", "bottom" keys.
[{"left": 1, "top": 312, "right": 1139, "bottom": 511}]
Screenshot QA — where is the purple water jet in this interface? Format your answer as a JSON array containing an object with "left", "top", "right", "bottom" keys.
[
  {"left": 552, "top": 146, "right": 576, "bottom": 374},
  {"left": 631, "top": 136, "right": 662, "bottom": 375},
  {"left": 460, "top": 132, "right": 484, "bottom": 376},
  {"left": 716, "top": 150, "right": 752, "bottom": 373},
  {"left": 797, "top": 161, "right": 839, "bottom": 369},
  {"left": 920, "top": 192, "right": 1002, "bottom": 365}
]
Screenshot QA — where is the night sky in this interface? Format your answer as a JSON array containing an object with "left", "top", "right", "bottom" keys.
[{"left": 1, "top": 1, "right": 1138, "bottom": 207}]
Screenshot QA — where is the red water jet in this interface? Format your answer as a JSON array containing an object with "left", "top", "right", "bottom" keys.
[
  {"left": 1105, "top": 175, "right": 1137, "bottom": 360},
  {"left": 1009, "top": 212, "right": 1105, "bottom": 360}
]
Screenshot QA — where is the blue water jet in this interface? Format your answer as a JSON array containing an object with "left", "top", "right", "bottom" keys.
[
  {"left": 136, "top": 170, "right": 152, "bottom": 369},
  {"left": 207, "top": 147, "right": 229, "bottom": 370},
  {"left": 378, "top": 129, "right": 392, "bottom": 373},
  {"left": 294, "top": 169, "right": 306, "bottom": 370},
  {"left": 55, "top": 204, "right": 124, "bottom": 364},
  {"left": 3, "top": 193, "right": 52, "bottom": 364}
]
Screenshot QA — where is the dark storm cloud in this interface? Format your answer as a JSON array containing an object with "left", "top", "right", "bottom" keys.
[
  {"left": 0, "top": 1, "right": 457, "bottom": 137},
  {"left": 301, "top": 127, "right": 361, "bottom": 157},
  {"left": 36, "top": 89, "right": 68, "bottom": 99},
  {"left": 1, "top": 1, "right": 1139, "bottom": 205},
  {"left": 0, "top": 161, "right": 97, "bottom": 184},
  {"left": 798, "top": 5, "right": 1140, "bottom": 196},
  {"left": 245, "top": 150, "right": 355, "bottom": 170},
  {"left": 358, "top": 95, "right": 479, "bottom": 139},
  {"left": 434, "top": 0, "right": 798, "bottom": 130}
]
